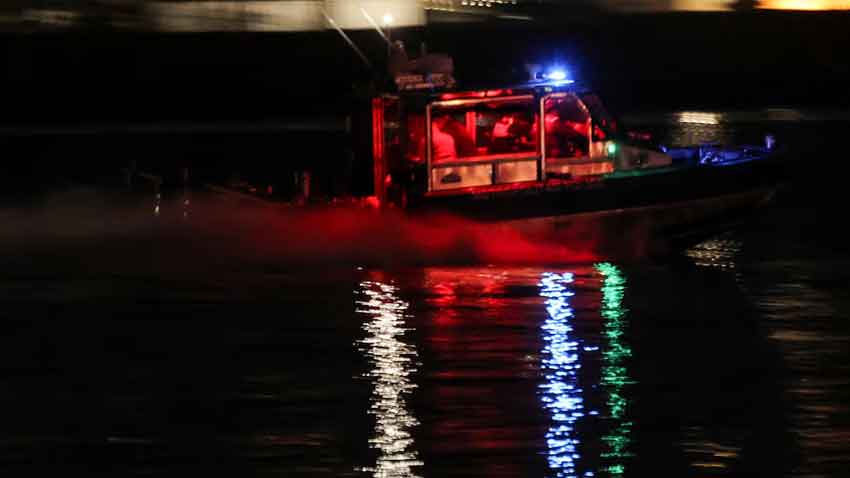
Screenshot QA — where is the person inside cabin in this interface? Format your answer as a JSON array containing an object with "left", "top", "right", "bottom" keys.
[
  {"left": 431, "top": 114, "right": 457, "bottom": 163},
  {"left": 538, "top": 98, "right": 590, "bottom": 158},
  {"left": 563, "top": 117, "right": 590, "bottom": 153},
  {"left": 510, "top": 115, "right": 535, "bottom": 147},
  {"left": 491, "top": 115, "right": 515, "bottom": 153},
  {"left": 490, "top": 113, "right": 535, "bottom": 154},
  {"left": 580, "top": 93, "right": 618, "bottom": 141},
  {"left": 593, "top": 121, "right": 608, "bottom": 141},
  {"left": 441, "top": 116, "right": 477, "bottom": 157},
  {"left": 532, "top": 112, "right": 564, "bottom": 157}
]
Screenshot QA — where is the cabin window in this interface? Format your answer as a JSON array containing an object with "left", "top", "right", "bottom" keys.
[
  {"left": 542, "top": 94, "right": 591, "bottom": 160},
  {"left": 428, "top": 95, "right": 539, "bottom": 191},
  {"left": 430, "top": 97, "right": 538, "bottom": 163}
]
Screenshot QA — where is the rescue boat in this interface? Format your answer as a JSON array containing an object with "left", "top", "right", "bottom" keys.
[{"left": 366, "top": 61, "right": 787, "bottom": 250}]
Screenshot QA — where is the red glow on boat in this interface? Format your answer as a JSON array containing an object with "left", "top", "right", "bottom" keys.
[
  {"left": 593, "top": 125, "right": 607, "bottom": 141},
  {"left": 439, "top": 89, "right": 514, "bottom": 101},
  {"left": 440, "top": 91, "right": 486, "bottom": 100},
  {"left": 372, "top": 97, "right": 385, "bottom": 202},
  {"left": 485, "top": 89, "right": 512, "bottom": 97}
]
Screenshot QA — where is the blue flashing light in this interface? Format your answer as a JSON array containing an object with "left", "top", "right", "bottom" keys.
[
  {"left": 546, "top": 70, "right": 568, "bottom": 81},
  {"left": 535, "top": 67, "right": 574, "bottom": 85}
]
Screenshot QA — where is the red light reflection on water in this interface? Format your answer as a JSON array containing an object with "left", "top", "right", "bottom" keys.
[
  {"left": 419, "top": 267, "right": 555, "bottom": 473},
  {"left": 408, "top": 266, "right": 628, "bottom": 476}
]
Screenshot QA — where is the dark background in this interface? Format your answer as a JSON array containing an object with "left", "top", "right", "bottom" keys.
[
  {"left": 1, "top": 10, "right": 848, "bottom": 197},
  {"left": 1, "top": 10, "right": 849, "bottom": 476},
  {"left": 2, "top": 11, "right": 848, "bottom": 120}
]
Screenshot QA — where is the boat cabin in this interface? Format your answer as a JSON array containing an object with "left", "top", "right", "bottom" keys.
[{"left": 371, "top": 77, "right": 672, "bottom": 207}]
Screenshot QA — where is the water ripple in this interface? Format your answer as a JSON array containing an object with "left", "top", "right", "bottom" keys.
[{"left": 356, "top": 280, "right": 423, "bottom": 478}]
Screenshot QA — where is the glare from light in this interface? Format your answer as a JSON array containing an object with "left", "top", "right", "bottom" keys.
[
  {"left": 671, "top": 0, "right": 732, "bottom": 11},
  {"left": 676, "top": 112, "right": 721, "bottom": 125},
  {"left": 320, "top": 1, "right": 426, "bottom": 30},
  {"left": 685, "top": 237, "right": 741, "bottom": 270},
  {"left": 762, "top": 0, "right": 850, "bottom": 10},
  {"left": 356, "top": 280, "right": 423, "bottom": 478},
  {"left": 546, "top": 70, "right": 568, "bottom": 81},
  {"left": 539, "top": 272, "right": 585, "bottom": 477},
  {"left": 148, "top": 1, "right": 326, "bottom": 32}
]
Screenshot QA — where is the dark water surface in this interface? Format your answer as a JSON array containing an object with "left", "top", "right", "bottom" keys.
[{"left": 1, "top": 112, "right": 849, "bottom": 477}]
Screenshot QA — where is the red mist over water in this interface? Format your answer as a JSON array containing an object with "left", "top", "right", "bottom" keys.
[
  {"left": 204, "top": 205, "right": 603, "bottom": 267},
  {"left": 1, "top": 190, "right": 662, "bottom": 273}
]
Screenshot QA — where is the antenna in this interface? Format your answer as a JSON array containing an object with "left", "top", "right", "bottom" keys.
[
  {"left": 360, "top": 7, "right": 389, "bottom": 44},
  {"left": 321, "top": 8, "right": 372, "bottom": 70}
]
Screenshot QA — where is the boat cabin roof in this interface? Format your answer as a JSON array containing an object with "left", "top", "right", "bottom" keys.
[{"left": 387, "top": 79, "right": 591, "bottom": 104}]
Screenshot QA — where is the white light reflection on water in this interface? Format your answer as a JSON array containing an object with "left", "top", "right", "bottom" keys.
[
  {"left": 746, "top": 266, "right": 850, "bottom": 477},
  {"left": 670, "top": 111, "right": 732, "bottom": 147},
  {"left": 685, "top": 235, "right": 742, "bottom": 271},
  {"left": 676, "top": 111, "right": 722, "bottom": 125},
  {"left": 685, "top": 234, "right": 746, "bottom": 290},
  {"left": 539, "top": 272, "right": 586, "bottom": 478},
  {"left": 356, "top": 280, "right": 423, "bottom": 478}
]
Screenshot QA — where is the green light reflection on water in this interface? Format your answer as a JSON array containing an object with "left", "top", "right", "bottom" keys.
[{"left": 596, "top": 263, "right": 634, "bottom": 475}]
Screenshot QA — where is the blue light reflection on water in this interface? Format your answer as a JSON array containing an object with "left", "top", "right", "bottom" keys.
[
  {"left": 539, "top": 272, "right": 587, "bottom": 478},
  {"left": 355, "top": 280, "right": 423, "bottom": 478}
]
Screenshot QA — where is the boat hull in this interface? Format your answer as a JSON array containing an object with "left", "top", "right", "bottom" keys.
[
  {"left": 495, "top": 186, "right": 777, "bottom": 257},
  {"left": 409, "top": 154, "right": 788, "bottom": 256}
]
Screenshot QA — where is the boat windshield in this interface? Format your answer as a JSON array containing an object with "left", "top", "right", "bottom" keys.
[
  {"left": 579, "top": 93, "right": 619, "bottom": 141},
  {"left": 543, "top": 94, "right": 591, "bottom": 160},
  {"left": 430, "top": 96, "right": 538, "bottom": 163}
]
